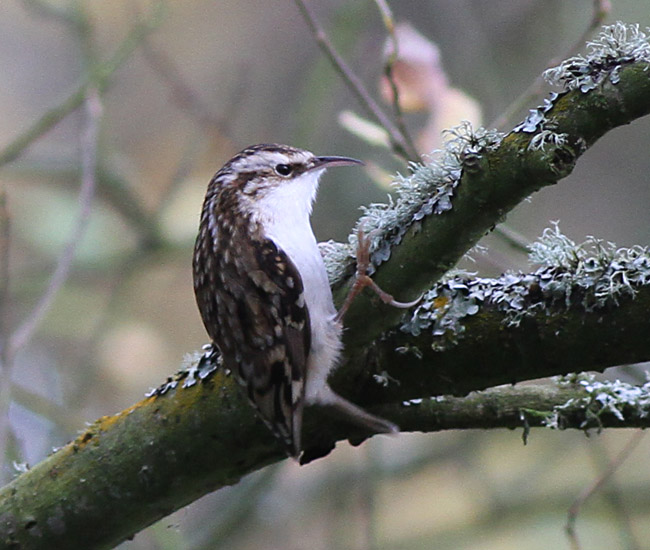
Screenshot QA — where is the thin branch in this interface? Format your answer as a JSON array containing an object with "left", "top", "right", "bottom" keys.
[
  {"left": 373, "top": 0, "right": 419, "bottom": 158},
  {"left": 586, "top": 438, "right": 643, "bottom": 550},
  {"left": 0, "top": 1, "right": 102, "bottom": 480},
  {"left": 0, "top": 2, "right": 163, "bottom": 167},
  {"left": 68, "top": 136, "right": 204, "bottom": 402},
  {"left": 7, "top": 88, "right": 102, "bottom": 359},
  {"left": 565, "top": 430, "right": 644, "bottom": 550},
  {"left": 0, "top": 192, "right": 10, "bottom": 363},
  {"left": 139, "top": 38, "right": 232, "bottom": 134},
  {"left": 11, "top": 383, "right": 80, "bottom": 433},
  {"left": 19, "top": 0, "right": 83, "bottom": 27},
  {"left": 154, "top": 132, "right": 204, "bottom": 214},
  {"left": 3, "top": 375, "right": 650, "bottom": 549},
  {"left": 294, "top": 0, "right": 419, "bottom": 163},
  {"left": 190, "top": 467, "right": 280, "bottom": 549},
  {"left": 0, "top": 191, "right": 15, "bottom": 480},
  {"left": 493, "top": 223, "right": 532, "bottom": 254},
  {"left": 490, "top": 0, "right": 610, "bottom": 129},
  {"left": 335, "top": 60, "right": 650, "bottom": 348}
]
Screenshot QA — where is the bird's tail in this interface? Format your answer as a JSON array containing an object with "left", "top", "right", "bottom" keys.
[{"left": 320, "top": 391, "right": 399, "bottom": 435}]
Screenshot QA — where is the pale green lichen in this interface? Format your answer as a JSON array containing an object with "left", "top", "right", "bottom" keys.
[
  {"left": 513, "top": 93, "right": 561, "bottom": 135},
  {"left": 528, "top": 130, "right": 568, "bottom": 151},
  {"left": 146, "top": 345, "right": 222, "bottom": 397},
  {"left": 12, "top": 461, "right": 30, "bottom": 474},
  {"left": 544, "top": 373, "right": 650, "bottom": 430},
  {"left": 544, "top": 22, "right": 650, "bottom": 92},
  {"left": 401, "top": 277, "right": 480, "bottom": 348},
  {"left": 372, "top": 370, "right": 400, "bottom": 388},
  {"left": 319, "top": 240, "right": 354, "bottom": 286},
  {"left": 530, "top": 223, "right": 650, "bottom": 309},
  {"left": 394, "top": 343, "right": 424, "bottom": 360},
  {"left": 528, "top": 222, "right": 580, "bottom": 268},
  {"left": 514, "top": 23, "right": 650, "bottom": 138},
  {"left": 348, "top": 122, "right": 504, "bottom": 271},
  {"left": 402, "top": 225, "right": 650, "bottom": 347}
]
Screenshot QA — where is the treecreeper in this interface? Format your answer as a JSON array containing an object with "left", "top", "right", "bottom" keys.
[{"left": 193, "top": 144, "right": 416, "bottom": 459}]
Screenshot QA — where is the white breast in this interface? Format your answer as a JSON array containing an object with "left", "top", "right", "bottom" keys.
[{"left": 254, "top": 170, "right": 342, "bottom": 403}]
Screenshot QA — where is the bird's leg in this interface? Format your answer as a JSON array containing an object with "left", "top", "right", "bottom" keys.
[{"left": 335, "top": 227, "right": 421, "bottom": 323}]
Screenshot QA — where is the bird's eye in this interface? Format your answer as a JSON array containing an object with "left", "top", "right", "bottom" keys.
[{"left": 274, "top": 163, "right": 293, "bottom": 177}]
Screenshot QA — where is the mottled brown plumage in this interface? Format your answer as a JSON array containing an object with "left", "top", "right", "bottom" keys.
[
  {"left": 193, "top": 144, "right": 398, "bottom": 458},
  {"left": 193, "top": 146, "right": 310, "bottom": 452}
]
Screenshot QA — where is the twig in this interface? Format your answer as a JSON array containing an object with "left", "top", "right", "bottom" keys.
[
  {"left": 19, "top": 0, "right": 82, "bottom": 27},
  {"left": 140, "top": 38, "right": 231, "bottom": 134},
  {"left": 294, "top": 0, "right": 419, "bottom": 163},
  {"left": 65, "top": 248, "right": 146, "bottom": 400},
  {"left": 358, "top": 444, "right": 381, "bottom": 550},
  {"left": 373, "top": 0, "right": 419, "bottom": 160},
  {"left": 11, "top": 384, "right": 80, "bottom": 433},
  {"left": 1, "top": 2, "right": 167, "bottom": 254},
  {"left": 587, "top": 440, "right": 643, "bottom": 550},
  {"left": 490, "top": 0, "right": 610, "bottom": 129},
  {"left": 67, "top": 134, "right": 205, "bottom": 401},
  {"left": 8, "top": 88, "right": 102, "bottom": 359},
  {"left": 154, "top": 132, "right": 204, "bottom": 214},
  {"left": 565, "top": 430, "right": 644, "bottom": 550},
  {"left": 0, "top": 2, "right": 164, "bottom": 167},
  {"left": 0, "top": 0, "right": 104, "bottom": 480},
  {"left": 493, "top": 223, "right": 532, "bottom": 255},
  {"left": 0, "top": 191, "right": 10, "bottom": 364},
  {"left": 0, "top": 191, "right": 14, "bottom": 477}
]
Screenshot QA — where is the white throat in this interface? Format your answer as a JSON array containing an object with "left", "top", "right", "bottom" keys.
[
  {"left": 257, "top": 169, "right": 322, "bottom": 222},
  {"left": 254, "top": 167, "right": 337, "bottom": 320},
  {"left": 254, "top": 168, "right": 323, "bottom": 258}
]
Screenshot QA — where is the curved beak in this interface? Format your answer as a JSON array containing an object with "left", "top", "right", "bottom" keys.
[{"left": 311, "top": 155, "right": 364, "bottom": 170}]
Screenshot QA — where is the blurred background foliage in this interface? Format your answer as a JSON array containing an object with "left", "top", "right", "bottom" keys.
[{"left": 1, "top": 1, "right": 650, "bottom": 549}]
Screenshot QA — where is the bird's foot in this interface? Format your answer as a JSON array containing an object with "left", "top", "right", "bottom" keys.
[{"left": 335, "top": 227, "right": 421, "bottom": 323}]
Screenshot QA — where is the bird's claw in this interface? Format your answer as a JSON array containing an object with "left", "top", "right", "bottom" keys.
[{"left": 335, "top": 227, "right": 420, "bottom": 322}]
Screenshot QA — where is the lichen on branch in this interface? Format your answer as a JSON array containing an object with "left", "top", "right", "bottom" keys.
[
  {"left": 401, "top": 224, "right": 650, "bottom": 349},
  {"left": 544, "top": 21, "right": 650, "bottom": 91}
]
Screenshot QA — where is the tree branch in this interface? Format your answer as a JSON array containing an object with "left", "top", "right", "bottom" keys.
[
  {"left": 0, "top": 374, "right": 647, "bottom": 549},
  {"left": 3, "top": 239, "right": 650, "bottom": 548},
  {"left": 335, "top": 224, "right": 650, "bottom": 397},
  {"left": 490, "top": 0, "right": 611, "bottom": 129},
  {"left": 335, "top": 56, "right": 650, "bottom": 350},
  {"left": 1, "top": 21, "right": 650, "bottom": 550},
  {"left": 0, "top": 3, "right": 163, "bottom": 168},
  {"left": 7, "top": 89, "right": 101, "bottom": 360},
  {"left": 293, "top": 0, "right": 419, "bottom": 162}
]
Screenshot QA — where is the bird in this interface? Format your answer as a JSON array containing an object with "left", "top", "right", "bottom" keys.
[{"left": 193, "top": 143, "right": 402, "bottom": 458}]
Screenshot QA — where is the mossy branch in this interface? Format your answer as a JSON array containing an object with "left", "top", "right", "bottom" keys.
[
  {"left": 334, "top": 54, "right": 650, "bottom": 349},
  {"left": 1, "top": 22, "right": 650, "bottom": 550},
  {"left": 3, "top": 238, "right": 650, "bottom": 549},
  {"left": 1, "top": 296, "right": 650, "bottom": 550}
]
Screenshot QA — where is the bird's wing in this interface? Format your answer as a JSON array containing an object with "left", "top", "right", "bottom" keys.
[
  {"left": 195, "top": 230, "right": 310, "bottom": 457},
  {"left": 252, "top": 238, "right": 310, "bottom": 457}
]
